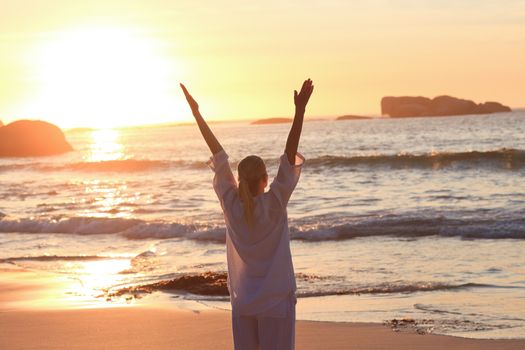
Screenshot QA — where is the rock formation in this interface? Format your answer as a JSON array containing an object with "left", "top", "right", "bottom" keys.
[
  {"left": 381, "top": 95, "right": 511, "bottom": 118},
  {"left": 251, "top": 117, "right": 292, "bottom": 125},
  {"left": 337, "top": 115, "right": 372, "bottom": 120},
  {"left": 0, "top": 120, "right": 73, "bottom": 157}
]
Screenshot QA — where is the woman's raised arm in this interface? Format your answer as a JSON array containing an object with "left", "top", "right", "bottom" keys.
[
  {"left": 285, "top": 79, "right": 314, "bottom": 164},
  {"left": 180, "top": 83, "right": 224, "bottom": 155}
]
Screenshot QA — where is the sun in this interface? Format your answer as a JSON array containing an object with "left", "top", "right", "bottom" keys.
[{"left": 24, "top": 26, "right": 180, "bottom": 129}]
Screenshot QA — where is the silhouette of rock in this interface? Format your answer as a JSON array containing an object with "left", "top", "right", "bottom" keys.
[
  {"left": 0, "top": 120, "right": 73, "bottom": 157},
  {"left": 381, "top": 95, "right": 511, "bottom": 118},
  {"left": 251, "top": 118, "right": 292, "bottom": 125},
  {"left": 337, "top": 115, "right": 372, "bottom": 120},
  {"left": 381, "top": 96, "right": 431, "bottom": 118},
  {"left": 429, "top": 96, "right": 477, "bottom": 116},
  {"left": 474, "top": 102, "right": 511, "bottom": 114}
]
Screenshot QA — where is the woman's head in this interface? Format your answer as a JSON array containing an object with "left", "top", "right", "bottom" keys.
[{"left": 237, "top": 155, "right": 268, "bottom": 227}]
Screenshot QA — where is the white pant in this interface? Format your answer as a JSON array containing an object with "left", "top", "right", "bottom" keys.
[{"left": 232, "top": 295, "right": 296, "bottom": 350}]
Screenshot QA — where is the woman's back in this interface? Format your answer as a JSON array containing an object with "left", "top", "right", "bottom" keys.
[{"left": 208, "top": 151, "right": 305, "bottom": 316}]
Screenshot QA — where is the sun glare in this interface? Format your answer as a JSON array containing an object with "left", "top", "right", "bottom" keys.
[{"left": 24, "top": 26, "right": 179, "bottom": 128}]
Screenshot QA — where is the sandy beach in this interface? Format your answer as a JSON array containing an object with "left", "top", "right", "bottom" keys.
[
  {"left": 1, "top": 269, "right": 524, "bottom": 350},
  {"left": 1, "top": 307, "right": 524, "bottom": 350}
]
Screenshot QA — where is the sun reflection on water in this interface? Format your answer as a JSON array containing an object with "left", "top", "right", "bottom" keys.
[
  {"left": 80, "top": 181, "right": 134, "bottom": 218},
  {"left": 75, "top": 129, "right": 144, "bottom": 218},
  {"left": 86, "top": 129, "right": 124, "bottom": 162}
]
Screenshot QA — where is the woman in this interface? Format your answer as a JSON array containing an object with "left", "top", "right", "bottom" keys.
[{"left": 180, "top": 79, "right": 314, "bottom": 350}]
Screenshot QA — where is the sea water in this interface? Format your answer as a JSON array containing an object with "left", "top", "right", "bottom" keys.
[{"left": 1, "top": 112, "right": 524, "bottom": 338}]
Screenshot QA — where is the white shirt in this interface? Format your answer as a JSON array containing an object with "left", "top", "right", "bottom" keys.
[{"left": 207, "top": 150, "right": 304, "bottom": 317}]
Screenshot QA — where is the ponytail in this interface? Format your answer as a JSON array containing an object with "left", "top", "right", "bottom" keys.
[
  {"left": 238, "top": 178, "right": 255, "bottom": 227},
  {"left": 237, "top": 155, "right": 267, "bottom": 229}
]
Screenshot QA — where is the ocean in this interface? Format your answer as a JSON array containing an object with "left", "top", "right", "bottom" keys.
[{"left": 1, "top": 111, "right": 524, "bottom": 339}]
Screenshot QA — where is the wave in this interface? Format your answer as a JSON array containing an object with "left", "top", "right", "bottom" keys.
[
  {"left": 0, "top": 255, "right": 119, "bottom": 263},
  {"left": 296, "top": 282, "right": 497, "bottom": 298},
  {"left": 1, "top": 149, "right": 523, "bottom": 173},
  {"left": 0, "top": 215, "right": 523, "bottom": 241},
  {"left": 103, "top": 271, "right": 497, "bottom": 300},
  {"left": 0, "top": 159, "right": 206, "bottom": 173},
  {"left": 0, "top": 217, "right": 142, "bottom": 235},
  {"left": 291, "top": 216, "right": 525, "bottom": 241},
  {"left": 55, "top": 160, "right": 173, "bottom": 172},
  {"left": 306, "top": 148, "right": 525, "bottom": 170},
  {"left": 0, "top": 217, "right": 225, "bottom": 243}
]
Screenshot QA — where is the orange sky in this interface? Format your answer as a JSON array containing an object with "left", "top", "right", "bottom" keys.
[{"left": 0, "top": 0, "right": 524, "bottom": 128}]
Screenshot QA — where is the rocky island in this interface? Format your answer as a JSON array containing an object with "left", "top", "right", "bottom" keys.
[
  {"left": 251, "top": 117, "right": 292, "bottom": 125},
  {"left": 337, "top": 115, "right": 372, "bottom": 120},
  {"left": 381, "top": 95, "right": 511, "bottom": 118},
  {"left": 0, "top": 120, "right": 73, "bottom": 157}
]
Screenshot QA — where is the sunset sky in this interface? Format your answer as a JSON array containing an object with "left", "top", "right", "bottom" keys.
[{"left": 0, "top": 0, "right": 524, "bottom": 128}]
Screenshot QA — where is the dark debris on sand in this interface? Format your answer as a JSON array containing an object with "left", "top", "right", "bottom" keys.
[
  {"left": 103, "top": 271, "right": 229, "bottom": 301},
  {"left": 384, "top": 318, "right": 433, "bottom": 335},
  {"left": 383, "top": 317, "right": 510, "bottom": 336}
]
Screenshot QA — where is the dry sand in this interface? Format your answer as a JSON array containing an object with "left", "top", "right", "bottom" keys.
[{"left": 1, "top": 307, "right": 524, "bottom": 350}]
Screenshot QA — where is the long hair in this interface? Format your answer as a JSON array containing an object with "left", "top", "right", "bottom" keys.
[{"left": 237, "top": 155, "right": 267, "bottom": 228}]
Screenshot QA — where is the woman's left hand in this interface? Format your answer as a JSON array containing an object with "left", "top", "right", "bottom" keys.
[{"left": 180, "top": 83, "right": 200, "bottom": 115}]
